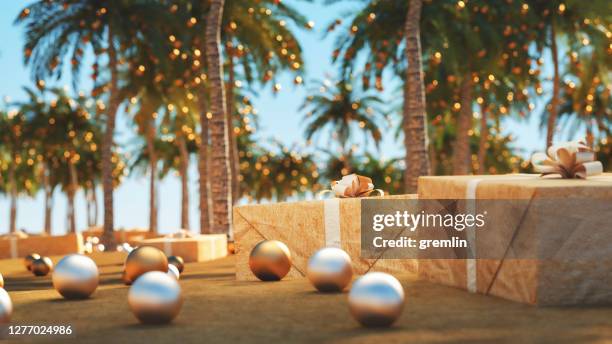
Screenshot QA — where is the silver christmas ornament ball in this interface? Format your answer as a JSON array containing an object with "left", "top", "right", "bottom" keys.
[
  {"left": 31, "top": 257, "right": 53, "bottom": 277},
  {"left": 167, "top": 256, "right": 185, "bottom": 273},
  {"left": 0, "top": 288, "right": 13, "bottom": 324},
  {"left": 307, "top": 247, "right": 353, "bottom": 292},
  {"left": 128, "top": 271, "right": 183, "bottom": 324},
  {"left": 348, "top": 272, "right": 405, "bottom": 327},
  {"left": 52, "top": 254, "right": 99, "bottom": 299},
  {"left": 167, "top": 264, "right": 180, "bottom": 280}
]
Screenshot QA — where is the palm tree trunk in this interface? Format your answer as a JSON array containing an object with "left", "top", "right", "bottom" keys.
[
  {"left": 92, "top": 182, "right": 99, "bottom": 225},
  {"left": 100, "top": 22, "right": 120, "bottom": 249},
  {"left": 453, "top": 74, "right": 473, "bottom": 175},
  {"left": 67, "top": 161, "right": 78, "bottom": 233},
  {"left": 477, "top": 102, "right": 488, "bottom": 173},
  {"left": 198, "top": 93, "right": 212, "bottom": 234},
  {"left": 403, "top": 0, "right": 430, "bottom": 193},
  {"left": 85, "top": 186, "right": 93, "bottom": 227},
  {"left": 8, "top": 155, "right": 17, "bottom": 233},
  {"left": 547, "top": 23, "right": 560, "bottom": 149},
  {"left": 177, "top": 133, "right": 190, "bottom": 230},
  {"left": 226, "top": 55, "right": 241, "bottom": 203},
  {"left": 145, "top": 118, "right": 158, "bottom": 234},
  {"left": 205, "top": 0, "right": 233, "bottom": 235},
  {"left": 42, "top": 160, "right": 52, "bottom": 234},
  {"left": 586, "top": 119, "right": 595, "bottom": 148}
]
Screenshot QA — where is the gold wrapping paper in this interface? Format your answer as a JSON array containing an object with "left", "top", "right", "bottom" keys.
[
  {"left": 138, "top": 235, "right": 227, "bottom": 263},
  {"left": 0, "top": 233, "right": 84, "bottom": 259},
  {"left": 233, "top": 194, "right": 418, "bottom": 281},
  {"left": 417, "top": 173, "right": 612, "bottom": 305}
]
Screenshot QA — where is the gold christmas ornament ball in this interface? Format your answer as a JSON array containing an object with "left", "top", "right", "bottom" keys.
[
  {"left": 0, "top": 273, "right": 4, "bottom": 288},
  {"left": 124, "top": 246, "right": 168, "bottom": 284},
  {"left": 348, "top": 272, "right": 405, "bottom": 327},
  {"left": 168, "top": 256, "right": 185, "bottom": 273},
  {"left": 0, "top": 288, "right": 13, "bottom": 324},
  {"left": 128, "top": 271, "right": 183, "bottom": 324},
  {"left": 24, "top": 253, "right": 41, "bottom": 271},
  {"left": 167, "top": 264, "right": 180, "bottom": 280},
  {"left": 52, "top": 254, "right": 99, "bottom": 299},
  {"left": 307, "top": 247, "right": 353, "bottom": 292},
  {"left": 32, "top": 257, "right": 52, "bottom": 277},
  {"left": 249, "top": 240, "right": 292, "bottom": 281}
]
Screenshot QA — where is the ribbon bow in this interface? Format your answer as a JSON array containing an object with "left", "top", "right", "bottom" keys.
[
  {"left": 329, "top": 174, "right": 383, "bottom": 198},
  {"left": 531, "top": 139, "right": 603, "bottom": 179}
]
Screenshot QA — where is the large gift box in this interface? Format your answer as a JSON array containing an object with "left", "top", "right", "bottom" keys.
[
  {"left": 0, "top": 233, "right": 84, "bottom": 259},
  {"left": 234, "top": 193, "right": 418, "bottom": 281},
  {"left": 417, "top": 173, "right": 612, "bottom": 305},
  {"left": 138, "top": 234, "right": 228, "bottom": 263}
]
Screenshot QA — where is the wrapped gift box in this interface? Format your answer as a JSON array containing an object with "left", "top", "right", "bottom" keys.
[
  {"left": 82, "top": 227, "right": 157, "bottom": 246},
  {"left": 0, "top": 233, "right": 84, "bottom": 259},
  {"left": 138, "top": 234, "right": 227, "bottom": 263},
  {"left": 417, "top": 173, "right": 612, "bottom": 305},
  {"left": 234, "top": 195, "right": 418, "bottom": 281}
]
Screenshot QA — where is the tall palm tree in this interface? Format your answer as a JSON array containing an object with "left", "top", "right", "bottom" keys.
[
  {"left": 301, "top": 79, "right": 386, "bottom": 162},
  {"left": 220, "top": 0, "right": 308, "bottom": 201},
  {"left": 205, "top": 0, "right": 232, "bottom": 234},
  {"left": 403, "top": 0, "right": 430, "bottom": 192},
  {"left": 0, "top": 109, "right": 38, "bottom": 233},
  {"left": 17, "top": 87, "right": 55, "bottom": 233},
  {"left": 16, "top": 0, "right": 167, "bottom": 246}
]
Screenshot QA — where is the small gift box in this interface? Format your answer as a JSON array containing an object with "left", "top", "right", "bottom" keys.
[
  {"left": 82, "top": 227, "right": 157, "bottom": 246},
  {"left": 0, "top": 233, "right": 85, "bottom": 259},
  {"left": 138, "top": 234, "right": 228, "bottom": 263},
  {"left": 234, "top": 174, "right": 418, "bottom": 281},
  {"left": 417, "top": 142, "right": 612, "bottom": 306}
]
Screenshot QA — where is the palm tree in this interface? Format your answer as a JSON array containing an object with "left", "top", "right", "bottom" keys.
[
  {"left": 16, "top": 0, "right": 168, "bottom": 246},
  {"left": 240, "top": 141, "right": 320, "bottom": 202},
  {"left": 205, "top": 0, "right": 232, "bottom": 234},
  {"left": 301, "top": 79, "right": 386, "bottom": 164},
  {"left": 221, "top": 0, "right": 309, "bottom": 201},
  {"left": 403, "top": 0, "right": 430, "bottom": 192},
  {"left": 17, "top": 87, "right": 55, "bottom": 233},
  {"left": 527, "top": 0, "right": 610, "bottom": 148},
  {"left": 0, "top": 108, "right": 38, "bottom": 233}
]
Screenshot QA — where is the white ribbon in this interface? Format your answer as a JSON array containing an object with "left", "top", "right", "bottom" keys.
[
  {"left": 532, "top": 139, "right": 603, "bottom": 179},
  {"left": 463, "top": 174, "right": 537, "bottom": 293},
  {"left": 323, "top": 198, "right": 342, "bottom": 248},
  {"left": 10, "top": 236, "right": 18, "bottom": 259}
]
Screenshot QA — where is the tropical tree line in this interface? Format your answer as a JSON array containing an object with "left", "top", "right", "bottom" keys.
[{"left": 0, "top": 0, "right": 610, "bottom": 243}]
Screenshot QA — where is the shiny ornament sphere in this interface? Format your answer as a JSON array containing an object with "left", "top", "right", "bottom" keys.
[
  {"left": 0, "top": 273, "right": 4, "bottom": 288},
  {"left": 124, "top": 246, "right": 168, "bottom": 285},
  {"left": 348, "top": 272, "right": 405, "bottom": 327},
  {"left": 167, "top": 256, "right": 185, "bottom": 273},
  {"left": 307, "top": 247, "right": 353, "bottom": 292},
  {"left": 0, "top": 288, "right": 12, "bottom": 324},
  {"left": 128, "top": 271, "right": 183, "bottom": 324},
  {"left": 167, "top": 264, "right": 180, "bottom": 280},
  {"left": 24, "top": 253, "right": 41, "bottom": 271},
  {"left": 52, "top": 254, "right": 99, "bottom": 299},
  {"left": 249, "top": 240, "right": 292, "bottom": 281},
  {"left": 31, "top": 257, "right": 52, "bottom": 276}
]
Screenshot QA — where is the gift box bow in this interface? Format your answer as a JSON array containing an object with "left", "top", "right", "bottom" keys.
[
  {"left": 329, "top": 173, "right": 384, "bottom": 198},
  {"left": 531, "top": 139, "right": 603, "bottom": 179}
]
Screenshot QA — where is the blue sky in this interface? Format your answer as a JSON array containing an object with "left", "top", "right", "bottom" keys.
[{"left": 0, "top": 1, "right": 549, "bottom": 235}]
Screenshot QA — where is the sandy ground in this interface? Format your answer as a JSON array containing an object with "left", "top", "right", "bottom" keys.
[{"left": 1, "top": 253, "right": 612, "bottom": 343}]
